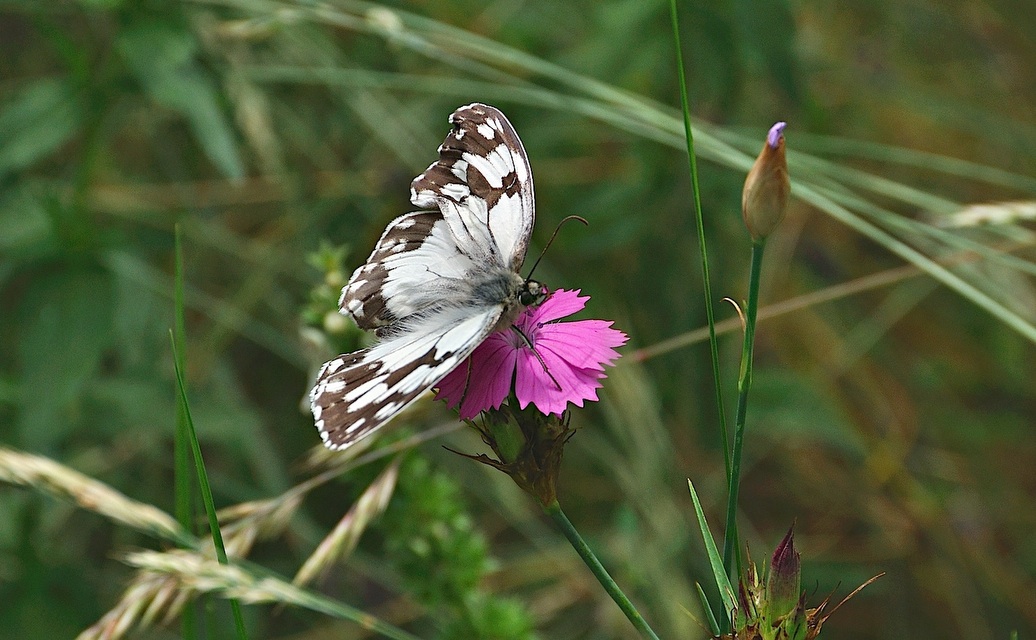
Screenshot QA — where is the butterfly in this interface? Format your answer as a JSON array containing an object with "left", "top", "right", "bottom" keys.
[{"left": 310, "top": 103, "right": 545, "bottom": 451}]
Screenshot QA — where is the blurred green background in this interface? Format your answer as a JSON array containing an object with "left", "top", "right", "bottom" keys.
[{"left": 1, "top": 0, "right": 1034, "bottom": 638}]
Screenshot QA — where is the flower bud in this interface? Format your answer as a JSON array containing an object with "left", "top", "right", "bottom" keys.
[
  {"left": 765, "top": 523, "right": 801, "bottom": 619},
  {"left": 783, "top": 593, "right": 808, "bottom": 640},
  {"left": 484, "top": 407, "right": 527, "bottom": 464},
  {"left": 455, "top": 403, "right": 573, "bottom": 507},
  {"left": 323, "top": 310, "right": 349, "bottom": 335},
  {"left": 742, "top": 122, "right": 790, "bottom": 241}
]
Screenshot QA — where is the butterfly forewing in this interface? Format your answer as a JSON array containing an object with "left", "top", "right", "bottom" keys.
[
  {"left": 311, "top": 103, "right": 537, "bottom": 450},
  {"left": 340, "top": 211, "right": 477, "bottom": 333},
  {"left": 311, "top": 307, "right": 501, "bottom": 449},
  {"left": 411, "top": 103, "right": 535, "bottom": 272}
]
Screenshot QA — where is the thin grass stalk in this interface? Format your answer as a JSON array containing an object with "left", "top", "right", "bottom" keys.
[
  {"left": 170, "top": 334, "right": 249, "bottom": 640},
  {"left": 542, "top": 501, "right": 661, "bottom": 640},
  {"left": 694, "top": 582, "right": 721, "bottom": 636},
  {"left": 668, "top": 0, "right": 730, "bottom": 483},
  {"left": 173, "top": 227, "right": 193, "bottom": 526},
  {"left": 720, "top": 240, "right": 766, "bottom": 584},
  {"left": 173, "top": 225, "right": 198, "bottom": 638}
]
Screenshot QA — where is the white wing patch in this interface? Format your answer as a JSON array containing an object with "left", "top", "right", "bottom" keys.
[{"left": 477, "top": 122, "right": 496, "bottom": 139}]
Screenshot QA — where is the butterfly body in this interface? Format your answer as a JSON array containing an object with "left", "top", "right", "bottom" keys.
[{"left": 311, "top": 103, "right": 539, "bottom": 451}]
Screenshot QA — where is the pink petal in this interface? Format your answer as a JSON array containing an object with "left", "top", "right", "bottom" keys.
[
  {"left": 525, "top": 289, "right": 588, "bottom": 325},
  {"left": 436, "top": 361, "right": 470, "bottom": 409},
  {"left": 457, "top": 334, "right": 518, "bottom": 418},
  {"left": 534, "top": 321, "right": 627, "bottom": 370},
  {"left": 514, "top": 341, "right": 610, "bottom": 415},
  {"left": 435, "top": 333, "right": 519, "bottom": 418},
  {"left": 440, "top": 288, "right": 627, "bottom": 419},
  {"left": 514, "top": 352, "right": 566, "bottom": 415}
]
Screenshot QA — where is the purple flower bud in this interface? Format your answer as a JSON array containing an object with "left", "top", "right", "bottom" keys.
[
  {"left": 765, "top": 524, "right": 802, "bottom": 619},
  {"left": 767, "top": 122, "right": 787, "bottom": 149},
  {"left": 742, "top": 122, "right": 790, "bottom": 241}
]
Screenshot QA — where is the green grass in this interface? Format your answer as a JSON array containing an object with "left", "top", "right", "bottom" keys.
[{"left": 1, "top": 0, "right": 1035, "bottom": 638}]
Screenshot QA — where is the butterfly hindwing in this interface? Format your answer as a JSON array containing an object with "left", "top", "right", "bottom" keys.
[{"left": 312, "top": 103, "right": 536, "bottom": 450}]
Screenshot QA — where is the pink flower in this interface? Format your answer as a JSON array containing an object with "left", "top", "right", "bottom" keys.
[{"left": 436, "top": 289, "right": 627, "bottom": 419}]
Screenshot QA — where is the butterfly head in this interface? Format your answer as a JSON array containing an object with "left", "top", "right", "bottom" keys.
[{"left": 519, "top": 279, "right": 548, "bottom": 307}]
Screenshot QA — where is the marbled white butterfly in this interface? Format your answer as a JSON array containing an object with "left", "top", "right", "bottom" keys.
[{"left": 310, "top": 103, "right": 544, "bottom": 450}]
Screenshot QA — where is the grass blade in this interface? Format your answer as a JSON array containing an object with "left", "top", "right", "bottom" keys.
[
  {"left": 173, "top": 225, "right": 198, "bottom": 638},
  {"left": 688, "top": 479, "right": 735, "bottom": 620},
  {"left": 169, "top": 335, "right": 249, "bottom": 639},
  {"left": 695, "top": 582, "right": 721, "bottom": 636},
  {"left": 668, "top": 0, "right": 731, "bottom": 485}
]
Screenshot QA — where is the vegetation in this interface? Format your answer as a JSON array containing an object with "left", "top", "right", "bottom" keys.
[{"left": 1, "top": 0, "right": 1034, "bottom": 638}]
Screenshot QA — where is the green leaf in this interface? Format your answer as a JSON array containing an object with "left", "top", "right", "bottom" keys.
[
  {"left": 75, "top": 0, "right": 126, "bottom": 8},
  {"left": 170, "top": 332, "right": 249, "bottom": 639},
  {"left": 688, "top": 479, "right": 736, "bottom": 619},
  {"left": 16, "top": 268, "right": 114, "bottom": 449},
  {"left": 117, "top": 21, "right": 244, "bottom": 179},
  {"left": 0, "top": 78, "right": 83, "bottom": 177},
  {"left": 0, "top": 184, "right": 52, "bottom": 254}
]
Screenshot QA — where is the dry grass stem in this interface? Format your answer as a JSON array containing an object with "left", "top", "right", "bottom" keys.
[
  {"left": 632, "top": 236, "right": 1036, "bottom": 362},
  {"left": 76, "top": 572, "right": 181, "bottom": 640},
  {"left": 121, "top": 549, "right": 346, "bottom": 611},
  {"left": 937, "top": 200, "right": 1036, "bottom": 228},
  {"left": 219, "top": 492, "right": 305, "bottom": 557},
  {"left": 294, "top": 458, "right": 400, "bottom": 587},
  {"left": 0, "top": 447, "right": 189, "bottom": 545}
]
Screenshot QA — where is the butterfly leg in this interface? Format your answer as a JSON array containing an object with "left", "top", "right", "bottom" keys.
[
  {"left": 454, "top": 357, "right": 476, "bottom": 413},
  {"left": 509, "top": 325, "right": 563, "bottom": 391}
]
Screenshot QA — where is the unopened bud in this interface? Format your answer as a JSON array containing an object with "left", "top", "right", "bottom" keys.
[
  {"left": 484, "top": 408, "right": 527, "bottom": 464},
  {"left": 453, "top": 403, "right": 572, "bottom": 507},
  {"left": 323, "top": 310, "right": 349, "bottom": 335},
  {"left": 325, "top": 269, "right": 345, "bottom": 290},
  {"left": 765, "top": 523, "right": 801, "bottom": 619},
  {"left": 742, "top": 122, "right": 790, "bottom": 241}
]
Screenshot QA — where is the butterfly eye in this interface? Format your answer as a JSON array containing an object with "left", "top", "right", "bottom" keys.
[{"left": 519, "top": 280, "right": 547, "bottom": 307}]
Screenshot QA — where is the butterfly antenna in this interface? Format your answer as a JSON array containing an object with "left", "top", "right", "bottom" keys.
[{"left": 525, "top": 215, "right": 588, "bottom": 280}]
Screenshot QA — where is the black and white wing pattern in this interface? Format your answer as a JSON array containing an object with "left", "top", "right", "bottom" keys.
[{"left": 310, "top": 103, "right": 536, "bottom": 451}]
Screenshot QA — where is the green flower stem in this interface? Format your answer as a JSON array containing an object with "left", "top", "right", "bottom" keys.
[
  {"left": 721, "top": 239, "right": 767, "bottom": 582},
  {"left": 543, "top": 501, "right": 661, "bottom": 640}
]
